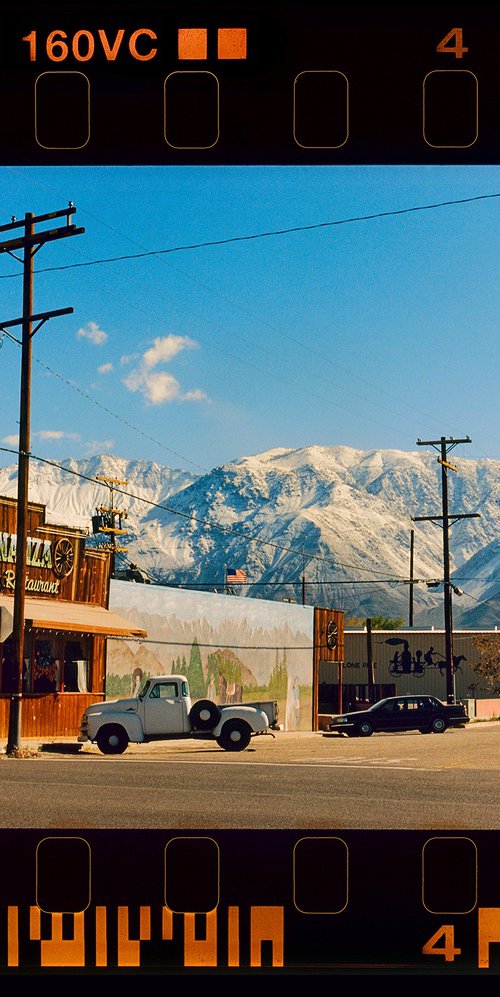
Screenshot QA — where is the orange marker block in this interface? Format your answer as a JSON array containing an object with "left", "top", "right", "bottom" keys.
[
  {"left": 178, "top": 28, "right": 207, "bottom": 60},
  {"left": 218, "top": 28, "right": 247, "bottom": 60}
]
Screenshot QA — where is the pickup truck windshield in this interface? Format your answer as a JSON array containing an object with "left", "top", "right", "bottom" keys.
[{"left": 138, "top": 680, "right": 151, "bottom": 698}]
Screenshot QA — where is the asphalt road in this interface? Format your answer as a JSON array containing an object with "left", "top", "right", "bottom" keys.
[{"left": 1, "top": 722, "right": 499, "bottom": 829}]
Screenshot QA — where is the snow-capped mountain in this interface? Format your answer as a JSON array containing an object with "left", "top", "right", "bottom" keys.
[
  {"left": 0, "top": 446, "right": 498, "bottom": 625},
  {"left": 0, "top": 454, "right": 197, "bottom": 529}
]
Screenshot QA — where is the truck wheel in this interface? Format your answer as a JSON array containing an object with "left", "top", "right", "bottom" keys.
[
  {"left": 216, "top": 719, "right": 252, "bottom": 752},
  {"left": 189, "top": 700, "right": 221, "bottom": 731},
  {"left": 431, "top": 717, "right": 447, "bottom": 734},
  {"left": 96, "top": 724, "right": 128, "bottom": 755}
]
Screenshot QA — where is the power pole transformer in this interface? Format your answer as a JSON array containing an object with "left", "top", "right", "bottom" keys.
[
  {"left": 92, "top": 476, "right": 129, "bottom": 577},
  {"left": 413, "top": 435, "right": 479, "bottom": 704}
]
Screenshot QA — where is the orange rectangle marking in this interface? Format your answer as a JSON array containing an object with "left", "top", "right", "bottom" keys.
[
  {"left": 218, "top": 28, "right": 247, "bottom": 60},
  {"left": 178, "top": 28, "right": 207, "bottom": 60}
]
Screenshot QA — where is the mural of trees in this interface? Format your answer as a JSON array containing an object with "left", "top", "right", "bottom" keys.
[
  {"left": 185, "top": 638, "right": 206, "bottom": 698},
  {"left": 206, "top": 649, "right": 242, "bottom": 686},
  {"left": 268, "top": 649, "right": 288, "bottom": 700},
  {"left": 171, "top": 654, "right": 187, "bottom": 676}
]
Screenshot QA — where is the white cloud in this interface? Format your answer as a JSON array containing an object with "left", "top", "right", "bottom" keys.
[
  {"left": 120, "top": 353, "right": 137, "bottom": 366},
  {"left": 83, "top": 439, "right": 115, "bottom": 455},
  {"left": 183, "top": 389, "right": 209, "bottom": 402},
  {"left": 123, "top": 368, "right": 181, "bottom": 405},
  {"left": 34, "top": 430, "right": 81, "bottom": 442},
  {"left": 2, "top": 434, "right": 19, "bottom": 446},
  {"left": 98, "top": 362, "right": 113, "bottom": 375},
  {"left": 142, "top": 335, "right": 197, "bottom": 369},
  {"left": 77, "top": 321, "right": 108, "bottom": 345},
  {"left": 123, "top": 334, "right": 207, "bottom": 406}
]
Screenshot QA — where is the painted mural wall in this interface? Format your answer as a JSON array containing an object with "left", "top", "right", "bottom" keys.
[
  {"left": 342, "top": 630, "right": 499, "bottom": 700},
  {"left": 108, "top": 579, "right": 314, "bottom": 730}
]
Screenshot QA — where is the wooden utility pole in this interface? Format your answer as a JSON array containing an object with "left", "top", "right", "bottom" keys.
[
  {"left": 366, "top": 617, "right": 375, "bottom": 702},
  {"left": 0, "top": 207, "right": 84, "bottom": 753},
  {"left": 409, "top": 529, "right": 414, "bottom": 627},
  {"left": 414, "top": 436, "right": 479, "bottom": 704}
]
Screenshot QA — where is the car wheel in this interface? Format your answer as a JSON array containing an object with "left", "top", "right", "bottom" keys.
[
  {"left": 216, "top": 719, "right": 252, "bottom": 751},
  {"left": 431, "top": 717, "right": 447, "bottom": 734},
  {"left": 96, "top": 724, "right": 128, "bottom": 755},
  {"left": 189, "top": 700, "right": 222, "bottom": 731},
  {"left": 357, "top": 720, "right": 374, "bottom": 737}
]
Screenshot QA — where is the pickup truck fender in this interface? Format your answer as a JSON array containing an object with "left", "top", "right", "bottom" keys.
[
  {"left": 212, "top": 705, "right": 269, "bottom": 737},
  {"left": 90, "top": 710, "right": 145, "bottom": 744}
]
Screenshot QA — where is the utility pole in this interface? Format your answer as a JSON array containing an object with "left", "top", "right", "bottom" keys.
[
  {"left": 408, "top": 529, "right": 414, "bottom": 627},
  {"left": 366, "top": 617, "right": 375, "bottom": 703},
  {"left": 414, "top": 436, "right": 479, "bottom": 704},
  {"left": 0, "top": 207, "right": 84, "bottom": 754}
]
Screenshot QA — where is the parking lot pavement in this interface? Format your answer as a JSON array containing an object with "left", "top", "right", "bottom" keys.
[{"left": 3, "top": 718, "right": 499, "bottom": 764}]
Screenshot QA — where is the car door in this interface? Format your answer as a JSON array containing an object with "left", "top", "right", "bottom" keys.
[
  {"left": 387, "top": 698, "right": 414, "bottom": 731},
  {"left": 143, "top": 680, "right": 185, "bottom": 736},
  {"left": 372, "top": 699, "right": 402, "bottom": 732},
  {"left": 402, "top": 698, "right": 424, "bottom": 731}
]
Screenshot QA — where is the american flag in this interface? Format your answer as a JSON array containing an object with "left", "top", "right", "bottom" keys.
[{"left": 226, "top": 567, "right": 247, "bottom": 583}]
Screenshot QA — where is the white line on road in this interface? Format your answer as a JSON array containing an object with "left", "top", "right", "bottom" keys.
[{"left": 20, "top": 757, "right": 441, "bottom": 771}]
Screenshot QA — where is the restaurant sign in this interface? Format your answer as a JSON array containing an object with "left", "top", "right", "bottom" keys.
[
  {"left": 0, "top": 532, "right": 75, "bottom": 594},
  {"left": 0, "top": 532, "right": 54, "bottom": 569}
]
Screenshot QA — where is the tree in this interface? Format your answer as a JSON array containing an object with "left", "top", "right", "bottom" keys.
[
  {"left": 346, "top": 615, "right": 405, "bottom": 630},
  {"left": 186, "top": 638, "right": 206, "bottom": 699},
  {"left": 268, "top": 649, "right": 288, "bottom": 700},
  {"left": 471, "top": 634, "right": 500, "bottom": 694}
]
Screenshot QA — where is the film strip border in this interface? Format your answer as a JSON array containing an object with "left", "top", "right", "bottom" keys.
[
  {"left": 0, "top": 829, "right": 499, "bottom": 973},
  {"left": 0, "top": 4, "right": 498, "bottom": 163}
]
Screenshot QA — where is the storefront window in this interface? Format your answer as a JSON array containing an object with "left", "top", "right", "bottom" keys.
[
  {"left": 33, "top": 640, "right": 59, "bottom": 692},
  {"left": 63, "top": 640, "right": 89, "bottom": 692},
  {"left": 2, "top": 634, "right": 92, "bottom": 694}
]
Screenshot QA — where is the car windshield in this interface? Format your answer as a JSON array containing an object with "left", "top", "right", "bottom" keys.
[
  {"left": 367, "top": 698, "right": 392, "bottom": 711},
  {"left": 138, "top": 679, "right": 151, "bottom": 699}
]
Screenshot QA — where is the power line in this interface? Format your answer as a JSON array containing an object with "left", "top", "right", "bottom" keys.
[
  {"left": 0, "top": 327, "right": 209, "bottom": 473},
  {"left": 8, "top": 170, "right": 467, "bottom": 441},
  {"left": 123, "top": 578, "right": 431, "bottom": 588},
  {"left": 0, "top": 192, "right": 499, "bottom": 280},
  {"left": 32, "top": 353, "right": 209, "bottom": 473},
  {"left": 1, "top": 177, "right": 489, "bottom": 450}
]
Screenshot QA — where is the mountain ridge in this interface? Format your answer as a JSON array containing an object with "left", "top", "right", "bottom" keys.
[{"left": 0, "top": 445, "right": 498, "bottom": 626}]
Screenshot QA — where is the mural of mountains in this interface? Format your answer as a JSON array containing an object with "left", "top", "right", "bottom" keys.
[{"left": 0, "top": 446, "right": 498, "bottom": 626}]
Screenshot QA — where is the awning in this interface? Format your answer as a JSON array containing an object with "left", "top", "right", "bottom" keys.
[{"left": 0, "top": 594, "right": 147, "bottom": 640}]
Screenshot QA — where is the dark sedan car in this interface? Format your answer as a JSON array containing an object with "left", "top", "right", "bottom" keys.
[{"left": 327, "top": 695, "right": 469, "bottom": 737}]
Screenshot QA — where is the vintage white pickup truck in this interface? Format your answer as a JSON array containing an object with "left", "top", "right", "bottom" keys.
[{"left": 79, "top": 674, "right": 279, "bottom": 754}]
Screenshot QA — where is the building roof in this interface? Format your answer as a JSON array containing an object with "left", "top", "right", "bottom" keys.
[{"left": 0, "top": 594, "right": 147, "bottom": 640}]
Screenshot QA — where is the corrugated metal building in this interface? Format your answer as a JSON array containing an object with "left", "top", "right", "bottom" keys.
[{"left": 319, "top": 628, "right": 498, "bottom": 713}]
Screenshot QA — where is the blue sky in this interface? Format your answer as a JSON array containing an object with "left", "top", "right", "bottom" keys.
[{"left": 0, "top": 164, "right": 498, "bottom": 471}]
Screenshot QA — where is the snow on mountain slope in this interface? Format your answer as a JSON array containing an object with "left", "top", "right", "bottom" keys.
[
  {"left": 0, "top": 454, "right": 197, "bottom": 529},
  {"left": 0, "top": 445, "right": 498, "bottom": 624}
]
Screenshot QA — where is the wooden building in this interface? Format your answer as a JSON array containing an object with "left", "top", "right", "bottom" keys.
[{"left": 0, "top": 496, "right": 146, "bottom": 737}]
